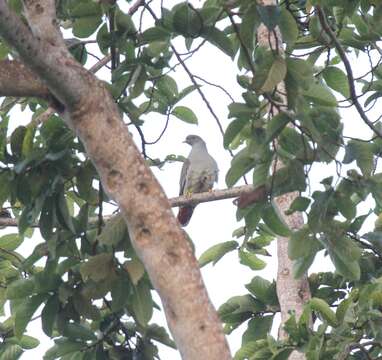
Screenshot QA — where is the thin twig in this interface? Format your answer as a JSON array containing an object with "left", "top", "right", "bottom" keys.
[{"left": 316, "top": 6, "right": 382, "bottom": 138}]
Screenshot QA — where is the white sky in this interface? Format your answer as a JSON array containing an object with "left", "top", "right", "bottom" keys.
[{"left": 1, "top": 1, "right": 380, "bottom": 359}]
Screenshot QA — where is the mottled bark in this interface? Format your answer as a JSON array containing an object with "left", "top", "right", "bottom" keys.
[
  {"left": 0, "top": 59, "right": 50, "bottom": 98},
  {"left": 256, "top": 1, "right": 311, "bottom": 359},
  {"left": 0, "top": 1, "right": 231, "bottom": 359}
]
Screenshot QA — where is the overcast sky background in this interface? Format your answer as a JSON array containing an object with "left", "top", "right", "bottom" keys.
[{"left": 1, "top": 1, "right": 380, "bottom": 358}]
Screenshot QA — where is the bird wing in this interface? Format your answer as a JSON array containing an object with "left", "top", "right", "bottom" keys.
[{"left": 179, "top": 158, "right": 190, "bottom": 195}]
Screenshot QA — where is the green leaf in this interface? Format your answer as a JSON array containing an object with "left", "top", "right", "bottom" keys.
[
  {"left": 279, "top": 8, "right": 298, "bottom": 46},
  {"left": 323, "top": 66, "right": 350, "bottom": 98},
  {"left": 242, "top": 315, "right": 274, "bottom": 344},
  {"left": 226, "top": 148, "right": 254, "bottom": 187},
  {"left": 41, "top": 294, "right": 59, "bottom": 337},
  {"left": 254, "top": 54, "right": 287, "bottom": 93},
  {"left": 224, "top": 118, "right": 248, "bottom": 149},
  {"left": 0, "top": 344, "right": 23, "bottom": 360},
  {"left": 6, "top": 278, "right": 35, "bottom": 299},
  {"left": 293, "top": 252, "right": 316, "bottom": 279},
  {"left": 141, "top": 26, "right": 171, "bottom": 44},
  {"left": 266, "top": 112, "right": 291, "bottom": 142},
  {"left": 199, "top": 241, "right": 238, "bottom": 267},
  {"left": 98, "top": 213, "right": 128, "bottom": 247},
  {"left": 302, "top": 82, "right": 337, "bottom": 107},
  {"left": 73, "top": 16, "right": 102, "bottom": 38},
  {"left": 262, "top": 203, "right": 291, "bottom": 237},
  {"left": 19, "top": 335, "right": 40, "bottom": 349},
  {"left": 285, "top": 196, "right": 310, "bottom": 215},
  {"left": 240, "top": 5, "right": 260, "bottom": 52},
  {"left": 80, "top": 253, "right": 113, "bottom": 282},
  {"left": 131, "top": 280, "right": 153, "bottom": 327},
  {"left": 14, "top": 294, "right": 47, "bottom": 338},
  {"left": 43, "top": 339, "right": 85, "bottom": 360},
  {"left": 171, "top": 106, "right": 198, "bottom": 124},
  {"left": 146, "top": 324, "right": 176, "bottom": 349},
  {"left": 0, "top": 234, "right": 23, "bottom": 251},
  {"left": 62, "top": 323, "right": 96, "bottom": 341},
  {"left": 245, "top": 276, "right": 273, "bottom": 303},
  {"left": 21, "top": 124, "right": 36, "bottom": 158},
  {"left": 239, "top": 250, "right": 266, "bottom": 270},
  {"left": 288, "top": 226, "right": 319, "bottom": 260},
  {"left": 257, "top": 5, "right": 280, "bottom": 31},
  {"left": 56, "top": 191, "right": 75, "bottom": 233},
  {"left": 173, "top": 3, "right": 202, "bottom": 37},
  {"left": 219, "top": 295, "right": 266, "bottom": 324},
  {"left": 10, "top": 126, "right": 27, "bottom": 158},
  {"left": 309, "top": 297, "right": 338, "bottom": 327},
  {"left": 343, "top": 140, "right": 375, "bottom": 177},
  {"left": 202, "top": 27, "right": 234, "bottom": 58}
]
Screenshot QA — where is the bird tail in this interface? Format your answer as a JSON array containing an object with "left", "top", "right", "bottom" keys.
[{"left": 177, "top": 206, "right": 195, "bottom": 226}]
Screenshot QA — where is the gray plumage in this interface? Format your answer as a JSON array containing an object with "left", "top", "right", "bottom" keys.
[{"left": 177, "top": 135, "right": 218, "bottom": 226}]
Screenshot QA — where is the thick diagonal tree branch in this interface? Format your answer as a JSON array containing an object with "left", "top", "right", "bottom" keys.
[
  {"left": 0, "top": 59, "right": 50, "bottom": 98},
  {"left": 0, "top": 2, "right": 231, "bottom": 359}
]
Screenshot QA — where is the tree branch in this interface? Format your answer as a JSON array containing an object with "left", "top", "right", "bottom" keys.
[
  {"left": 0, "top": 2, "right": 231, "bottom": 358},
  {"left": 0, "top": 59, "right": 50, "bottom": 98},
  {"left": 316, "top": 6, "right": 382, "bottom": 138},
  {"left": 0, "top": 185, "right": 257, "bottom": 227}
]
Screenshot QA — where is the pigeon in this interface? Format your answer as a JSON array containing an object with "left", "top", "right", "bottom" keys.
[{"left": 177, "top": 135, "right": 218, "bottom": 226}]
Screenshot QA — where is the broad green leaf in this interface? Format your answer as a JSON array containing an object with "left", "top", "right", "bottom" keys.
[
  {"left": 309, "top": 297, "right": 338, "bottom": 327},
  {"left": 41, "top": 294, "right": 59, "bottom": 337},
  {"left": 343, "top": 140, "right": 375, "bottom": 177},
  {"left": 21, "top": 124, "right": 35, "bottom": 158},
  {"left": 146, "top": 324, "right": 176, "bottom": 349},
  {"left": 14, "top": 294, "right": 47, "bottom": 338},
  {"left": 0, "top": 344, "right": 23, "bottom": 360},
  {"left": 199, "top": 241, "right": 238, "bottom": 267},
  {"left": 323, "top": 66, "right": 350, "bottom": 98},
  {"left": 239, "top": 250, "right": 266, "bottom": 270},
  {"left": 219, "top": 295, "right": 266, "bottom": 324},
  {"left": 242, "top": 315, "right": 274, "bottom": 344},
  {"left": 124, "top": 258, "right": 145, "bottom": 285},
  {"left": 6, "top": 278, "right": 35, "bottom": 299},
  {"left": 285, "top": 196, "right": 311, "bottom": 215},
  {"left": 0, "top": 234, "right": 22, "bottom": 251},
  {"left": 73, "top": 16, "right": 102, "bottom": 38},
  {"left": 97, "top": 213, "right": 128, "bottom": 247},
  {"left": 245, "top": 276, "right": 272, "bottom": 303},
  {"left": 254, "top": 54, "right": 287, "bottom": 93},
  {"left": 173, "top": 3, "right": 202, "bottom": 37},
  {"left": 262, "top": 203, "right": 291, "bottom": 237},
  {"left": 43, "top": 339, "right": 85, "bottom": 360},
  {"left": 130, "top": 280, "right": 153, "bottom": 327},
  {"left": 224, "top": 118, "right": 248, "bottom": 149},
  {"left": 10, "top": 126, "right": 26, "bottom": 158},
  {"left": 288, "top": 226, "right": 319, "bottom": 260},
  {"left": 293, "top": 252, "right": 316, "bottom": 279},
  {"left": 141, "top": 26, "right": 171, "bottom": 44},
  {"left": 266, "top": 112, "right": 291, "bottom": 142},
  {"left": 171, "top": 106, "right": 198, "bottom": 124},
  {"left": 19, "top": 335, "right": 40, "bottom": 349},
  {"left": 240, "top": 5, "right": 260, "bottom": 52},
  {"left": 226, "top": 148, "right": 254, "bottom": 187},
  {"left": 202, "top": 27, "right": 234, "bottom": 58},
  {"left": 62, "top": 323, "right": 96, "bottom": 341},
  {"left": 56, "top": 191, "right": 75, "bottom": 233},
  {"left": 302, "top": 82, "right": 337, "bottom": 107},
  {"left": 80, "top": 253, "right": 113, "bottom": 282},
  {"left": 279, "top": 8, "right": 298, "bottom": 46}
]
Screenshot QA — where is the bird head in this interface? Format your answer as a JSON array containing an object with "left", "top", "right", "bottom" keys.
[{"left": 183, "top": 135, "right": 205, "bottom": 146}]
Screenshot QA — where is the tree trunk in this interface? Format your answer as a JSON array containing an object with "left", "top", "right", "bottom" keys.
[{"left": 256, "top": 1, "right": 311, "bottom": 359}]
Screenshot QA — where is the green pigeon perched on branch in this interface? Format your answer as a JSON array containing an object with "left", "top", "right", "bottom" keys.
[{"left": 177, "top": 135, "right": 219, "bottom": 226}]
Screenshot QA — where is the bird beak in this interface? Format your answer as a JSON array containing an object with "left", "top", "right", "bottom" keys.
[{"left": 182, "top": 140, "right": 187, "bottom": 144}]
